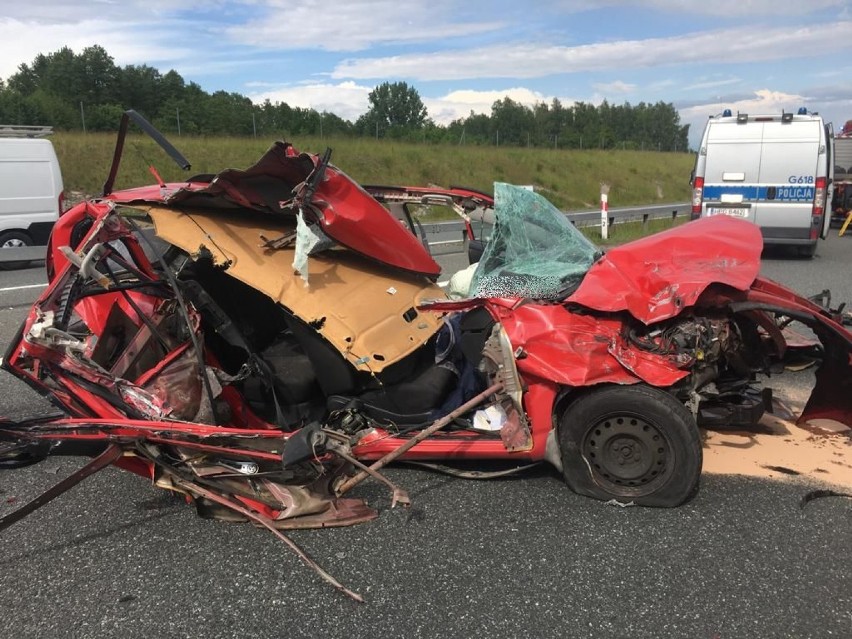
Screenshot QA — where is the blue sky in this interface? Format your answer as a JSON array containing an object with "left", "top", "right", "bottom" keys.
[{"left": 1, "top": 0, "right": 851, "bottom": 147}]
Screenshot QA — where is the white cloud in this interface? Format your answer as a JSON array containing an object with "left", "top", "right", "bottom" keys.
[
  {"left": 648, "top": 79, "right": 677, "bottom": 91},
  {"left": 557, "top": 0, "right": 846, "bottom": 17},
  {"left": 425, "top": 87, "right": 573, "bottom": 124},
  {"left": 0, "top": 18, "right": 191, "bottom": 80},
  {"left": 247, "top": 81, "right": 372, "bottom": 122},
  {"left": 241, "top": 78, "right": 852, "bottom": 155},
  {"left": 2, "top": 0, "right": 848, "bottom": 154},
  {"left": 245, "top": 83, "right": 577, "bottom": 125},
  {"left": 332, "top": 21, "right": 852, "bottom": 81},
  {"left": 641, "top": 0, "right": 844, "bottom": 17},
  {"left": 224, "top": 0, "right": 503, "bottom": 52},
  {"left": 2, "top": 0, "right": 212, "bottom": 23},
  {"left": 680, "top": 88, "right": 806, "bottom": 119},
  {"left": 592, "top": 80, "right": 636, "bottom": 94},
  {"left": 678, "top": 89, "right": 810, "bottom": 148},
  {"left": 815, "top": 66, "right": 852, "bottom": 79},
  {"left": 682, "top": 77, "right": 743, "bottom": 92}
]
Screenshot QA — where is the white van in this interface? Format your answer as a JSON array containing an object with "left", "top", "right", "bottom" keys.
[
  {"left": 691, "top": 108, "right": 833, "bottom": 257},
  {"left": 0, "top": 125, "right": 65, "bottom": 268}
]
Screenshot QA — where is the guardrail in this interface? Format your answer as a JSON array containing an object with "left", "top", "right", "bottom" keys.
[
  {"left": 424, "top": 201, "right": 689, "bottom": 235},
  {"left": 424, "top": 201, "right": 690, "bottom": 256},
  {"left": 0, "top": 202, "right": 691, "bottom": 266},
  {"left": 566, "top": 202, "right": 690, "bottom": 227}
]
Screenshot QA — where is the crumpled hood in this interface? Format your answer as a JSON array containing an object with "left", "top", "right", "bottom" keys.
[{"left": 568, "top": 216, "right": 763, "bottom": 324}]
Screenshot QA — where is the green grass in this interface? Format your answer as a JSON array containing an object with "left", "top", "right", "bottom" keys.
[
  {"left": 580, "top": 216, "right": 689, "bottom": 246},
  {"left": 52, "top": 132, "right": 695, "bottom": 213}
]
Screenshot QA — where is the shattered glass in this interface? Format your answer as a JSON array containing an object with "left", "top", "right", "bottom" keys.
[
  {"left": 293, "top": 207, "right": 335, "bottom": 285},
  {"left": 469, "top": 183, "right": 601, "bottom": 300}
]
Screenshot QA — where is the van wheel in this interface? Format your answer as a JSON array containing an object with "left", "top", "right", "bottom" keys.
[
  {"left": 558, "top": 384, "right": 702, "bottom": 507},
  {"left": 0, "top": 231, "right": 33, "bottom": 270},
  {"left": 798, "top": 244, "right": 816, "bottom": 259}
]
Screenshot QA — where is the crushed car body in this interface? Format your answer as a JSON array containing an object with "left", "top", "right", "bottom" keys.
[{"left": 1, "top": 112, "right": 851, "bottom": 600}]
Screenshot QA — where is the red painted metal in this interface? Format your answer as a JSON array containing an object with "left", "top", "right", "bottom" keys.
[
  {"left": 309, "top": 167, "right": 441, "bottom": 277},
  {"left": 569, "top": 215, "right": 763, "bottom": 324},
  {"left": 7, "top": 155, "right": 852, "bottom": 514},
  {"left": 94, "top": 145, "right": 442, "bottom": 277}
]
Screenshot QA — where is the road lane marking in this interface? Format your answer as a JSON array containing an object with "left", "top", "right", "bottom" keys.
[{"left": 0, "top": 283, "right": 47, "bottom": 294}]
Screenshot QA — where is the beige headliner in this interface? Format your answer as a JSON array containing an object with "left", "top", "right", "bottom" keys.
[{"left": 145, "top": 206, "right": 446, "bottom": 373}]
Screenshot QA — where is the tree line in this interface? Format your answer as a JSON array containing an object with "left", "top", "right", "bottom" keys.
[{"left": 0, "top": 45, "right": 690, "bottom": 151}]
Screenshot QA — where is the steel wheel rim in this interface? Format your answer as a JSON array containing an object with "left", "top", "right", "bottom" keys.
[
  {"left": 582, "top": 412, "right": 672, "bottom": 494},
  {"left": 2, "top": 238, "right": 26, "bottom": 248}
]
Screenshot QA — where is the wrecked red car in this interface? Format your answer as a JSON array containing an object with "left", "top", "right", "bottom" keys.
[{"left": 2, "top": 112, "right": 851, "bottom": 599}]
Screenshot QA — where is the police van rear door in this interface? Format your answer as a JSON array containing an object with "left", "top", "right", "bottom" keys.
[
  {"left": 702, "top": 120, "right": 761, "bottom": 222},
  {"left": 755, "top": 119, "right": 821, "bottom": 240}
]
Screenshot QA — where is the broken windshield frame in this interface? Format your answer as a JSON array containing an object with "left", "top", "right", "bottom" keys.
[
  {"left": 469, "top": 183, "right": 602, "bottom": 301},
  {"left": 103, "top": 110, "right": 192, "bottom": 197}
]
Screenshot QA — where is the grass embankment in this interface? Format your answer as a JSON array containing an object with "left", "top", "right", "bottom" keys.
[
  {"left": 582, "top": 216, "right": 688, "bottom": 245},
  {"left": 52, "top": 132, "right": 694, "bottom": 214}
]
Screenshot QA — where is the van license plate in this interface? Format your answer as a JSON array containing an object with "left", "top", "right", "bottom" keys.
[{"left": 707, "top": 207, "right": 748, "bottom": 218}]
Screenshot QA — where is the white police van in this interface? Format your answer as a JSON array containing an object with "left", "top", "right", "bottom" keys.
[
  {"left": 0, "top": 125, "right": 65, "bottom": 269},
  {"left": 691, "top": 108, "right": 833, "bottom": 257}
]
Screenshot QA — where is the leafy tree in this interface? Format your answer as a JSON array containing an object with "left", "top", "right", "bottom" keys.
[
  {"left": 76, "top": 45, "right": 119, "bottom": 105},
  {"left": 7, "top": 55, "right": 46, "bottom": 96},
  {"left": 570, "top": 102, "right": 601, "bottom": 149},
  {"left": 25, "top": 89, "right": 77, "bottom": 128},
  {"left": 490, "top": 97, "right": 534, "bottom": 146},
  {"left": 159, "top": 70, "right": 186, "bottom": 105},
  {"left": 532, "top": 99, "right": 563, "bottom": 147},
  {"left": 119, "top": 64, "right": 162, "bottom": 114},
  {"left": 317, "top": 111, "right": 352, "bottom": 137},
  {"left": 447, "top": 111, "right": 491, "bottom": 145},
  {"left": 357, "top": 81, "right": 428, "bottom": 136},
  {"left": 0, "top": 45, "right": 690, "bottom": 150},
  {"left": 198, "top": 90, "right": 254, "bottom": 135},
  {"left": 86, "top": 103, "right": 126, "bottom": 131}
]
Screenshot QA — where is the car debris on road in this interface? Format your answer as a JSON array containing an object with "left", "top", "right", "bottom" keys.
[{"left": 1, "top": 111, "right": 850, "bottom": 600}]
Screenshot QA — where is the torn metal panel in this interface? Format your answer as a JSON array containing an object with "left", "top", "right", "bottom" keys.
[
  {"left": 492, "top": 302, "right": 687, "bottom": 388},
  {"left": 140, "top": 346, "right": 203, "bottom": 421},
  {"left": 160, "top": 142, "right": 442, "bottom": 277}
]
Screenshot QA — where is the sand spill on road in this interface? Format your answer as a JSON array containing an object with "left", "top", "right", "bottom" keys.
[{"left": 702, "top": 396, "right": 852, "bottom": 488}]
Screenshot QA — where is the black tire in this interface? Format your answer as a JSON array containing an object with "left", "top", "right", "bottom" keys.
[
  {"left": 558, "top": 384, "right": 702, "bottom": 507},
  {"left": 797, "top": 244, "right": 816, "bottom": 259},
  {"left": 0, "top": 441, "right": 49, "bottom": 469},
  {"left": 0, "top": 230, "right": 34, "bottom": 270}
]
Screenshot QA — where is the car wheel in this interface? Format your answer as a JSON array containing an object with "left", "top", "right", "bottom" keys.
[
  {"left": 0, "top": 230, "right": 34, "bottom": 270},
  {"left": 0, "top": 441, "right": 49, "bottom": 469},
  {"left": 558, "top": 384, "right": 702, "bottom": 507}
]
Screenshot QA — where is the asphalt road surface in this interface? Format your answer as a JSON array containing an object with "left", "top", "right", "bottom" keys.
[{"left": 0, "top": 234, "right": 851, "bottom": 639}]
